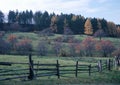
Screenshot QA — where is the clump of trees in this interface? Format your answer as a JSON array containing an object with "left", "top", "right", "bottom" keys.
[
  {"left": 0, "top": 10, "right": 119, "bottom": 37},
  {"left": 0, "top": 32, "right": 118, "bottom": 57},
  {"left": 15, "top": 39, "right": 32, "bottom": 55},
  {"left": 81, "top": 37, "right": 96, "bottom": 56},
  {"left": 53, "top": 35, "right": 116, "bottom": 57},
  {"left": 112, "top": 48, "right": 120, "bottom": 57},
  {"left": 94, "top": 29, "right": 106, "bottom": 40},
  {"left": 7, "top": 34, "right": 17, "bottom": 50},
  {"left": 38, "top": 28, "right": 54, "bottom": 36},
  {"left": 52, "top": 42, "right": 62, "bottom": 57},
  {"left": 0, "top": 34, "right": 33, "bottom": 55},
  {"left": 0, "top": 38, "right": 11, "bottom": 54},
  {"left": 37, "top": 41, "right": 48, "bottom": 56},
  {"left": 95, "top": 40, "right": 115, "bottom": 57}
]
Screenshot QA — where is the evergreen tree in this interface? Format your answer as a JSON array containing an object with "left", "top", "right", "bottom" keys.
[
  {"left": 107, "top": 21, "right": 117, "bottom": 37},
  {"left": 8, "top": 10, "right": 16, "bottom": 23},
  {"left": 91, "top": 18, "right": 98, "bottom": 33},
  {"left": 0, "top": 11, "right": 4, "bottom": 30},
  {"left": 0, "top": 11, "right": 4, "bottom": 23}
]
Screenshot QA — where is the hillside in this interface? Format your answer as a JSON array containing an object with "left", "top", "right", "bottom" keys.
[{"left": 1, "top": 32, "right": 120, "bottom": 57}]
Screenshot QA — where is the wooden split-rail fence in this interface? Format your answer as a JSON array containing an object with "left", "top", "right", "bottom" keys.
[{"left": 0, "top": 54, "right": 117, "bottom": 81}]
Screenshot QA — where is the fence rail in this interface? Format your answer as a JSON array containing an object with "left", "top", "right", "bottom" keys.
[{"left": 0, "top": 54, "right": 117, "bottom": 81}]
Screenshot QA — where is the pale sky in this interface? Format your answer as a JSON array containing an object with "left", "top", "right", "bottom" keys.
[{"left": 0, "top": 0, "right": 120, "bottom": 24}]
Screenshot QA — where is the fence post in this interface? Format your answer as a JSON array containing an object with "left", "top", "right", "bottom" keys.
[
  {"left": 88, "top": 64, "right": 91, "bottom": 76},
  {"left": 114, "top": 57, "right": 117, "bottom": 69},
  {"left": 36, "top": 61, "right": 39, "bottom": 75},
  {"left": 75, "top": 61, "right": 78, "bottom": 77},
  {"left": 56, "top": 60, "right": 60, "bottom": 79},
  {"left": 106, "top": 60, "right": 108, "bottom": 69},
  {"left": 114, "top": 56, "right": 119, "bottom": 69},
  {"left": 98, "top": 60, "right": 102, "bottom": 72},
  {"left": 28, "top": 54, "right": 34, "bottom": 80},
  {"left": 108, "top": 59, "right": 111, "bottom": 71}
]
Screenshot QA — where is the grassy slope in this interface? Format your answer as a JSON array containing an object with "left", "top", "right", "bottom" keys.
[
  {"left": 3, "top": 32, "right": 120, "bottom": 50},
  {"left": 1, "top": 32, "right": 120, "bottom": 84}
]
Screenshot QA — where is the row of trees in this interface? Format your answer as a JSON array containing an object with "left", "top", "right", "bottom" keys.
[
  {"left": 0, "top": 10, "right": 120, "bottom": 37},
  {"left": 0, "top": 32, "right": 119, "bottom": 57}
]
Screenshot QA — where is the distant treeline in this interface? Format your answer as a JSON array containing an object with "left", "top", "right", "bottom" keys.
[{"left": 0, "top": 10, "right": 120, "bottom": 37}]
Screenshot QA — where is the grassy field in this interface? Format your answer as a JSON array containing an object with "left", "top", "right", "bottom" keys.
[
  {"left": 0, "top": 32, "right": 120, "bottom": 84},
  {"left": 4, "top": 32, "right": 120, "bottom": 48},
  {"left": 0, "top": 55, "right": 120, "bottom": 85}
]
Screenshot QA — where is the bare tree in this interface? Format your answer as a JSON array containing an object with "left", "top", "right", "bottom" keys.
[
  {"left": 52, "top": 42, "right": 62, "bottom": 56},
  {"left": 0, "top": 39, "right": 11, "bottom": 54},
  {"left": 94, "top": 29, "right": 106, "bottom": 40},
  {"left": 37, "top": 41, "right": 48, "bottom": 56}
]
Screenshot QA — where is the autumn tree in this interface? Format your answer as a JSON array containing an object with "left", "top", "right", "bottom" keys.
[
  {"left": 15, "top": 39, "right": 32, "bottom": 55},
  {"left": 50, "top": 15, "right": 57, "bottom": 32},
  {"left": 116, "top": 26, "right": 120, "bottom": 37},
  {"left": 95, "top": 40, "right": 115, "bottom": 57},
  {"left": 59, "top": 44, "right": 69, "bottom": 57},
  {"left": 68, "top": 43, "right": 76, "bottom": 57},
  {"left": 75, "top": 43, "right": 84, "bottom": 57},
  {"left": 52, "top": 42, "right": 62, "bottom": 56},
  {"left": 107, "top": 21, "right": 117, "bottom": 37},
  {"left": 7, "top": 34, "right": 17, "bottom": 50},
  {"left": 112, "top": 48, "right": 120, "bottom": 57},
  {"left": 0, "top": 38, "right": 11, "bottom": 54},
  {"left": 81, "top": 37, "right": 96, "bottom": 56},
  {"left": 84, "top": 18, "right": 93, "bottom": 35},
  {"left": 94, "top": 29, "right": 106, "bottom": 40},
  {"left": 37, "top": 41, "right": 48, "bottom": 56}
]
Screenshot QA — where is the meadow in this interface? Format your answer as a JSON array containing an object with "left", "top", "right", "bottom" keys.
[
  {"left": 0, "top": 54, "right": 120, "bottom": 85},
  {"left": 0, "top": 32, "right": 120, "bottom": 85},
  {"left": 3, "top": 32, "right": 120, "bottom": 52}
]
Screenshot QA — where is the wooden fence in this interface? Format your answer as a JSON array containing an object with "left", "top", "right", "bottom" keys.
[{"left": 0, "top": 54, "right": 116, "bottom": 81}]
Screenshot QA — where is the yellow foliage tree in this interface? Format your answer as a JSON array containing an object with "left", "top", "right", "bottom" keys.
[
  {"left": 50, "top": 15, "right": 58, "bottom": 32},
  {"left": 84, "top": 18, "right": 93, "bottom": 35}
]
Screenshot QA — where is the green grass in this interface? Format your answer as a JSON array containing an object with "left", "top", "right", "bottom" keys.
[
  {"left": 0, "top": 71, "right": 120, "bottom": 85},
  {"left": 3, "top": 32, "right": 120, "bottom": 51},
  {"left": 0, "top": 55, "right": 119, "bottom": 85},
  {"left": 1, "top": 32, "right": 120, "bottom": 84}
]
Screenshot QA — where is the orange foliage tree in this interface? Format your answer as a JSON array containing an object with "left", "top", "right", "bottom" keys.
[
  {"left": 15, "top": 38, "right": 32, "bottom": 55},
  {"left": 95, "top": 40, "right": 115, "bottom": 57},
  {"left": 75, "top": 43, "right": 84, "bottom": 57},
  {"left": 7, "top": 34, "right": 17, "bottom": 50},
  {"left": 81, "top": 37, "right": 96, "bottom": 56}
]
